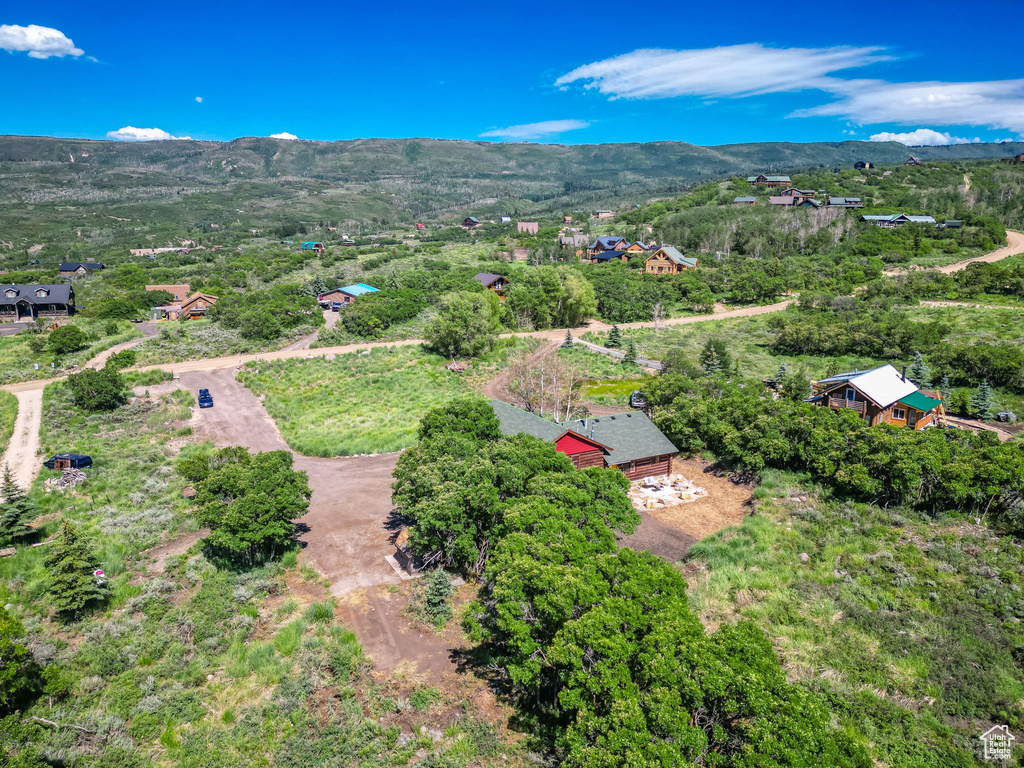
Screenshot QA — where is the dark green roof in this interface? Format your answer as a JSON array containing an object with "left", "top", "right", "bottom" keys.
[
  {"left": 490, "top": 400, "right": 564, "bottom": 441},
  {"left": 897, "top": 391, "right": 942, "bottom": 412},
  {"left": 559, "top": 411, "right": 677, "bottom": 466}
]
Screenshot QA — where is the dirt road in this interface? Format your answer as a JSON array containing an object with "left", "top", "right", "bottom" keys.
[
  {"left": 282, "top": 308, "right": 339, "bottom": 352},
  {"left": 884, "top": 229, "right": 1024, "bottom": 277},
  {"left": 85, "top": 323, "right": 158, "bottom": 370},
  {"left": 0, "top": 389, "right": 43, "bottom": 493}
]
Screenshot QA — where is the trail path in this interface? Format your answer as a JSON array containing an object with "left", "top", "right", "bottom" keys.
[
  {"left": 0, "top": 389, "right": 43, "bottom": 492},
  {"left": 884, "top": 229, "right": 1024, "bottom": 277},
  {"left": 86, "top": 322, "right": 158, "bottom": 369}
]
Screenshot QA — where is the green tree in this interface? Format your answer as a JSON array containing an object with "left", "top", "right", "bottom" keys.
[
  {"left": 47, "top": 325, "right": 88, "bottom": 356},
  {"left": 425, "top": 291, "right": 502, "bottom": 358},
  {"left": 417, "top": 397, "right": 501, "bottom": 442},
  {"left": 971, "top": 380, "right": 994, "bottom": 420},
  {"left": 699, "top": 338, "right": 732, "bottom": 374},
  {"left": 188, "top": 449, "right": 312, "bottom": 563},
  {"left": 105, "top": 349, "right": 136, "bottom": 371},
  {"left": 66, "top": 365, "right": 128, "bottom": 411},
  {"left": 0, "top": 608, "right": 35, "bottom": 713},
  {"left": 44, "top": 520, "right": 106, "bottom": 622},
  {"left": 606, "top": 324, "right": 622, "bottom": 348},
  {"left": 775, "top": 360, "right": 789, "bottom": 385},
  {"left": 939, "top": 374, "right": 952, "bottom": 403},
  {"left": 561, "top": 329, "right": 573, "bottom": 349},
  {"left": 909, "top": 350, "right": 931, "bottom": 388},
  {"left": 0, "top": 466, "right": 36, "bottom": 547},
  {"left": 423, "top": 570, "right": 453, "bottom": 626},
  {"left": 622, "top": 339, "right": 637, "bottom": 366},
  {"left": 307, "top": 274, "right": 327, "bottom": 298}
]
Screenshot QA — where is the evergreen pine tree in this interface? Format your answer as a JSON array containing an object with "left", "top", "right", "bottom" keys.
[
  {"left": 562, "top": 329, "right": 574, "bottom": 349},
  {"left": 971, "top": 380, "right": 994, "bottom": 420},
  {"left": 909, "top": 351, "right": 931, "bottom": 388},
  {"left": 0, "top": 465, "right": 35, "bottom": 546},
  {"left": 44, "top": 521, "right": 105, "bottom": 622},
  {"left": 606, "top": 325, "right": 622, "bottom": 349},
  {"left": 775, "top": 361, "right": 788, "bottom": 386},
  {"left": 309, "top": 274, "right": 327, "bottom": 297},
  {"left": 622, "top": 340, "right": 637, "bottom": 366},
  {"left": 939, "top": 375, "right": 952, "bottom": 403},
  {"left": 424, "top": 570, "right": 453, "bottom": 626}
]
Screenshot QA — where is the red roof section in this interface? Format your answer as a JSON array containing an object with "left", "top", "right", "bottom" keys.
[{"left": 555, "top": 431, "right": 604, "bottom": 456}]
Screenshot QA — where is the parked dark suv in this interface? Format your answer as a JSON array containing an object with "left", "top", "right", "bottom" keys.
[
  {"left": 43, "top": 453, "right": 92, "bottom": 470},
  {"left": 629, "top": 390, "right": 648, "bottom": 409},
  {"left": 198, "top": 388, "right": 214, "bottom": 409}
]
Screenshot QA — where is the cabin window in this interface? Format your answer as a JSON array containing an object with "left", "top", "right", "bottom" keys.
[
  {"left": 845, "top": 388, "right": 856, "bottom": 401},
  {"left": 36, "top": 289, "right": 48, "bottom": 297},
  {"left": 4, "top": 290, "right": 15, "bottom": 298},
  {"left": 892, "top": 408, "right": 906, "bottom": 421}
]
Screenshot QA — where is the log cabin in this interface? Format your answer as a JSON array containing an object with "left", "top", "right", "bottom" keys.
[
  {"left": 472, "top": 272, "right": 510, "bottom": 295},
  {"left": 318, "top": 283, "right": 379, "bottom": 305},
  {"left": 58, "top": 262, "right": 104, "bottom": 276},
  {"left": 587, "top": 235, "right": 628, "bottom": 257},
  {"left": 490, "top": 400, "right": 678, "bottom": 480},
  {"left": 806, "top": 364, "right": 944, "bottom": 429},
  {"left": 746, "top": 174, "right": 791, "bottom": 187},
  {"left": 643, "top": 246, "right": 698, "bottom": 275}
]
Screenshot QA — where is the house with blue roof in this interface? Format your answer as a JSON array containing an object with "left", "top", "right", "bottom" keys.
[
  {"left": 587, "top": 236, "right": 628, "bottom": 257},
  {"left": 318, "top": 283, "right": 379, "bottom": 306},
  {"left": 301, "top": 241, "right": 325, "bottom": 253}
]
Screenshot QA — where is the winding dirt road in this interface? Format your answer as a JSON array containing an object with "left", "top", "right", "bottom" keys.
[{"left": 0, "top": 389, "right": 42, "bottom": 492}]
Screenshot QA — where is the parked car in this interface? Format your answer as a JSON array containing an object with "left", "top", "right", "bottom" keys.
[
  {"left": 198, "top": 389, "right": 214, "bottom": 409},
  {"left": 331, "top": 302, "right": 343, "bottom": 312},
  {"left": 629, "top": 390, "right": 648, "bottom": 409},
  {"left": 43, "top": 453, "right": 92, "bottom": 470}
]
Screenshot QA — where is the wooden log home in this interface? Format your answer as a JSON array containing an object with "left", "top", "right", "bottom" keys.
[
  {"left": 490, "top": 400, "right": 678, "bottom": 480},
  {"left": 643, "top": 246, "right": 698, "bottom": 275},
  {"left": 746, "top": 174, "right": 791, "bottom": 187},
  {"left": 472, "top": 272, "right": 510, "bottom": 296},
  {"left": 318, "top": 283, "right": 379, "bottom": 305},
  {"left": 806, "top": 364, "right": 944, "bottom": 429}
]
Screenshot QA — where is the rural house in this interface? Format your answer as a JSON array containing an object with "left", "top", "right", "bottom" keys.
[
  {"left": 747, "top": 174, "right": 791, "bottom": 187},
  {"left": 58, "top": 262, "right": 104, "bottom": 276},
  {"left": 623, "top": 241, "right": 652, "bottom": 253},
  {"left": 490, "top": 400, "right": 678, "bottom": 480},
  {"left": 644, "top": 246, "right": 698, "bottom": 275},
  {"left": 594, "top": 210, "right": 614, "bottom": 219},
  {"left": 145, "top": 284, "right": 191, "bottom": 303},
  {"left": 560, "top": 234, "right": 589, "bottom": 256},
  {"left": 517, "top": 222, "right": 539, "bottom": 235},
  {"left": 462, "top": 217, "right": 480, "bottom": 228},
  {"left": 806, "top": 364, "right": 943, "bottom": 429},
  {"left": 587, "top": 250, "right": 628, "bottom": 264},
  {"left": 733, "top": 196, "right": 757, "bottom": 205},
  {"left": 860, "top": 214, "right": 936, "bottom": 228},
  {"left": 854, "top": 161, "right": 873, "bottom": 170},
  {"left": 500, "top": 217, "right": 512, "bottom": 224},
  {"left": 905, "top": 156, "right": 923, "bottom": 166},
  {"left": 472, "top": 272, "right": 510, "bottom": 295},
  {"left": 318, "top": 283, "right": 379, "bottom": 305},
  {"left": 587, "top": 236, "right": 628, "bottom": 257},
  {"left": 178, "top": 292, "right": 218, "bottom": 320},
  {"left": 826, "top": 197, "right": 865, "bottom": 209},
  {"left": 0, "top": 284, "right": 75, "bottom": 322},
  {"left": 301, "top": 241, "right": 325, "bottom": 254}
]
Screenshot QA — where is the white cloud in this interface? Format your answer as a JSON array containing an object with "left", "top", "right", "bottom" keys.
[
  {"left": 557, "top": 44, "right": 1024, "bottom": 137},
  {"left": 555, "top": 44, "right": 889, "bottom": 99},
  {"left": 195, "top": 96, "right": 203, "bottom": 103},
  {"left": 794, "top": 78, "right": 1024, "bottom": 135},
  {"left": 106, "top": 126, "right": 192, "bottom": 142},
  {"left": 479, "top": 119, "right": 590, "bottom": 140},
  {"left": 868, "top": 128, "right": 981, "bottom": 146},
  {"left": 0, "top": 23, "right": 84, "bottom": 59},
  {"left": 269, "top": 132, "right": 298, "bottom": 140}
]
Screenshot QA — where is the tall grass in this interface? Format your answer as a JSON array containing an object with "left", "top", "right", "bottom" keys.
[{"left": 0, "top": 390, "right": 16, "bottom": 456}]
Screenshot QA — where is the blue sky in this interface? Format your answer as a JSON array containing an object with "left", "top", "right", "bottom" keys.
[{"left": 2, "top": 0, "right": 1022, "bottom": 147}]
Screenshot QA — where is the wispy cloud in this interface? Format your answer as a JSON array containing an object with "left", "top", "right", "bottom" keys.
[
  {"left": 269, "top": 132, "right": 298, "bottom": 140},
  {"left": 195, "top": 96, "right": 203, "bottom": 103},
  {"left": 555, "top": 44, "right": 888, "bottom": 99},
  {"left": 868, "top": 128, "right": 980, "bottom": 146},
  {"left": 480, "top": 119, "right": 590, "bottom": 141},
  {"left": 557, "top": 44, "right": 1024, "bottom": 136},
  {"left": 0, "top": 24, "right": 84, "bottom": 59},
  {"left": 106, "top": 126, "right": 192, "bottom": 142},
  {"left": 795, "top": 78, "right": 1024, "bottom": 135}
]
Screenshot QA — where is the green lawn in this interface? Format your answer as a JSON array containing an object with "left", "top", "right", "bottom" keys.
[{"left": 239, "top": 341, "right": 526, "bottom": 456}]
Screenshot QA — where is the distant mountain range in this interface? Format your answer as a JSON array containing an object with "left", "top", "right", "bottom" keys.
[{"left": 1, "top": 135, "right": 1021, "bottom": 247}]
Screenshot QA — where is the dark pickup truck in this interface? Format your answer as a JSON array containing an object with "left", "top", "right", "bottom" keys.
[{"left": 198, "top": 388, "right": 214, "bottom": 409}]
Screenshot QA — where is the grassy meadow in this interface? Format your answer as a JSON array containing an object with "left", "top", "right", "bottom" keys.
[
  {"left": 0, "top": 319, "right": 141, "bottom": 385},
  {"left": 132, "top": 320, "right": 315, "bottom": 365},
  {"left": 238, "top": 340, "right": 528, "bottom": 456},
  {"left": 687, "top": 469, "right": 1024, "bottom": 765}
]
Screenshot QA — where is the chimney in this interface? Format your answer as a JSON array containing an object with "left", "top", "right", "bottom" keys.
[{"left": 901, "top": 366, "right": 907, "bottom": 382}]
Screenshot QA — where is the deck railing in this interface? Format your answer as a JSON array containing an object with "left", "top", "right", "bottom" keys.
[{"left": 828, "top": 397, "right": 866, "bottom": 414}]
